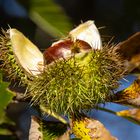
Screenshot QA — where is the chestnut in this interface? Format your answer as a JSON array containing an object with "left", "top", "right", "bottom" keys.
[{"left": 43, "top": 39, "right": 91, "bottom": 64}]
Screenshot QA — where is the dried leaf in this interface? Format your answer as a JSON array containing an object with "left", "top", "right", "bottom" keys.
[
  {"left": 29, "top": 115, "right": 68, "bottom": 140},
  {"left": 117, "top": 109, "right": 140, "bottom": 125},
  {"left": 117, "top": 32, "right": 140, "bottom": 72},
  {"left": 117, "top": 32, "right": 140, "bottom": 59},
  {"left": 98, "top": 107, "right": 140, "bottom": 125},
  {"left": 114, "top": 78, "right": 140, "bottom": 107},
  {"left": 29, "top": 116, "right": 43, "bottom": 140},
  {"left": 72, "top": 117, "right": 117, "bottom": 140}
]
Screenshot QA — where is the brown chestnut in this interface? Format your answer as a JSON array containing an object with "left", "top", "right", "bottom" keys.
[{"left": 43, "top": 39, "right": 91, "bottom": 64}]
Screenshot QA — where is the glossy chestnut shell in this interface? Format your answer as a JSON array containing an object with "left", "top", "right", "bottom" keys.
[{"left": 43, "top": 39, "right": 91, "bottom": 64}]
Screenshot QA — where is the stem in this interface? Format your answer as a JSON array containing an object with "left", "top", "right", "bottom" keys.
[
  {"left": 98, "top": 107, "right": 117, "bottom": 115},
  {"left": 40, "top": 105, "right": 67, "bottom": 124},
  {"left": 98, "top": 107, "right": 140, "bottom": 125}
]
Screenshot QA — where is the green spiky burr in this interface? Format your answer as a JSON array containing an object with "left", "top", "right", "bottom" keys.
[
  {"left": 27, "top": 21, "right": 126, "bottom": 116},
  {"left": 28, "top": 45, "right": 125, "bottom": 115},
  {"left": 0, "top": 21, "right": 126, "bottom": 118}
]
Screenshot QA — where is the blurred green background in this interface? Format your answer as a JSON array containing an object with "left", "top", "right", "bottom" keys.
[
  {"left": 1, "top": 0, "right": 140, "bottom": 49},
  {"left": 0, "top": 0, "right": 140, "bottom": 140}
]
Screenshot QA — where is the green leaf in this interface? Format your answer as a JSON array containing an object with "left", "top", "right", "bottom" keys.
[
  {"left": 0, "top": 127, "right": 12, "bottom": 135},
  {"left": 29, "top": 0, "right": 72, "bottom": 38},
  {"left": 0, "top": 73, "right": 15, "bottom": 124},
  {"left": 42, "top": 121, "right": 67, "bottom": 140}
]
